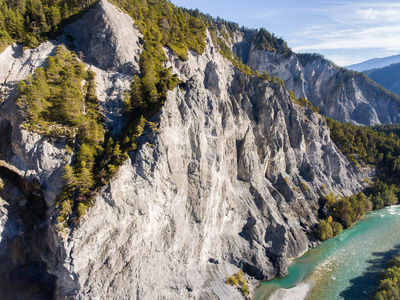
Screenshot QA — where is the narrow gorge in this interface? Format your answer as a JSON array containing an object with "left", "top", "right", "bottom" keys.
[{"left": 0, "top": 0, "right": 396, "bottom": 299}]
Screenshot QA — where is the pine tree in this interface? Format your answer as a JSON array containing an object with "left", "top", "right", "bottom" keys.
[
  {"left": 77, "top": 161, "right": 94, "bottom": 194},
  {"left": 62, "top": 164, "right": 75, "bottom": 186},
  {"left": 130, "top": 75, "right": 145, "bottom": 109}
]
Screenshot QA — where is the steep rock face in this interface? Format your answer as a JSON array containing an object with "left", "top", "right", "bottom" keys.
[
  {"left": 62, "top": 0, "right": 143, "bottom": 134},
  {"left": 0, "top": 1, "right": 142, "bottom": 299},
  {"left": 231, "top": 30, "right": 255, "bottom": 65},
  {"left": 52, "top": 30, "right": 366, "bottom": 299},
  {"left": 0, "top": 1, "right": 370, "bottom": 299},
  {"left": 0, "top": 41, "right": 65, "bottom": 205},
  {"left": 246, "top": 49, "right": 400, "bottom": 125},
  {"left": 62, "top": 0, "right": 142, "bottom": 73},
  {"left": 0, "top": 161, "right": 57, "bottom": 300},
  {"left": 0, "top": 41, "right": 73, "bottom": 300}
]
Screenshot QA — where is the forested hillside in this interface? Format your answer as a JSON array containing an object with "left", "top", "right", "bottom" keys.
[
  {"left": 0, "top": 0, "right": 98, "bottom": 50},
  {"left": 365, "top": 63, "right": 400, "bottom": 96},
  {"left": 327, "top": 119, "right": 400, "bottom": 192},
  {"left": 315, "top": 119, "right": 400, "bottom": 240},
  {"left": 374, "top": 252, "right": 400, "bottom": 300}
]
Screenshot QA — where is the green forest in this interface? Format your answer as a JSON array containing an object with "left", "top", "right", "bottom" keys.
[
  {"left": 374, "top": 252, "right": 400, "bottom": 300},
  {"left": 326, "top": 118, "right": 400, "bottom": 190},
  {"left": 315, "top": 119, "right": 400, "bottom": 240},
  {"left": 365, "top": 63, "right": 400, "bottom": 96},
  {"left": 0, "top": 0, "right": 97, "bottom": 50},
  {"left": 252, "top": 27, "right": 292, "bottom": 57},
  {"left": 17, "top": 45, "right": 132, "bottom": 227},
  {"left": 316, "top": 192, "right": 371, "bottom": 240}
]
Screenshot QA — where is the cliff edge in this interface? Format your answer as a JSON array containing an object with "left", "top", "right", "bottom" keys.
[{"left": 0, "top": 1, "right": 371, "bottom": 299}]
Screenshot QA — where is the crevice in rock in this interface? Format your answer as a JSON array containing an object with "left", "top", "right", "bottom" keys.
[{"left": 0, "top": 162, "right": 65, "bottom": 299}]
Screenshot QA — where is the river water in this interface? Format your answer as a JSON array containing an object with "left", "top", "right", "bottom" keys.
[{"left": 255, "top": 205, "right": 400, "bottom": 300}]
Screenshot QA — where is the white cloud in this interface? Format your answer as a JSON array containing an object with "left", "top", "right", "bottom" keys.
[
  {"left": 290, "top": 1, "right": 400, "bottom": 64},
  {"left": 294, "top": 25, "right": 400, "bottom": 51},
  {"left": 353, "top": 7, "right": 400, "bottom": 23}
]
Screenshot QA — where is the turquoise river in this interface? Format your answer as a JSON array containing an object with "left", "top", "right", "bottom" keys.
[{"left": 254, "top": 205, "right": 400, "bottom": 300}]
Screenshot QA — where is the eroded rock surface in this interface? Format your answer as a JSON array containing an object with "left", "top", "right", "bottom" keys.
[
  {"left": 62, "top": 0, "right": 144, "bottom": 134},
  {"left": 0, "top": 1, "right": 372, "bottom": 299},
  {"left": 245, "top": 49, "right": 400, "bottom": 125},
  {"left": 53, "top": 29, "right": 368, "bottom": 298}
]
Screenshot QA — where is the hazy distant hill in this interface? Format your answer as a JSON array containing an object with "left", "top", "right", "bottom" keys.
[
  {"left": 364, "top": 63, "right": 400, "bottom": 96},
  {"left": 346, "top": 54, "right": 400, "bottom": 72}
]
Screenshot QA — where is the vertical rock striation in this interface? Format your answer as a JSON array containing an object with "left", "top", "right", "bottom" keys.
[
  {"left": 52, "top": 28, "right": 365, "bottom": 298},
  {"left": 0, "top": 1, "right": 372, "bottom": 299},
  {"left": 245, "top": 47, "right": 400, "bottom": 125}
]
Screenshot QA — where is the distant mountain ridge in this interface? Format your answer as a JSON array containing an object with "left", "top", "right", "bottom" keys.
[
  {"left": 364, "top": 62, "right": 400, "bottom": 96},
  {"left": 346, "top": 54, "right": 400, "bottom": 72},
  {"left": 241, "top": 49, "right": 400, "bottom": 125}
]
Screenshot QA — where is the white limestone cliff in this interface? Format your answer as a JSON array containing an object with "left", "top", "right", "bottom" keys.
[
  {"left": 245, "top": 48, "right": 400, "bottom": 126},
  {"left": 0, "top": 1, "right": 372, "bottom": 299}
]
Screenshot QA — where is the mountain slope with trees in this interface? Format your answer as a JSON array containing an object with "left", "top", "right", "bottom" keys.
[
  {"left": 364, "top": 63, "right": 400, "bottom": 96},
  {"left": 0, "top": 0, "right": 98, "bottom": 49}
]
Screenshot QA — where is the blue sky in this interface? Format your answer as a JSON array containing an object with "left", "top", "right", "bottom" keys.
[{"left": 170, "top": 0, "right": 400, "bottom": 66}]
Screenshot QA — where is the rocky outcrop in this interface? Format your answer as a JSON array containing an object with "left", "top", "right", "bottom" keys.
[
  {"left": 62, "top": 0, "right": 142, "bottom": 74},
  {"left": 244, "top": 48, "right": 400, "bottom": 125},
  {"left": 61, "top": 0, "right": 143, "bottom": 134},
  {"left": 0, "top": 42, "right": 70, "bottom": 300},
  {"left": 0, "top": 158, "right": 58, "bottom": 300},
  {"left": 0, "top": 1, "right": 371, "bottom": 299}
]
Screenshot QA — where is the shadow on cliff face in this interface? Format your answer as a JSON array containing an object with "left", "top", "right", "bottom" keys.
[
  {"left": 339, "top": 243, "right": 400, "bottom": 300},
  {"left": 0, "top": 164, "right": 56, "bottom": 300},
  {"left": 0, "top": 119, "right": 12, "bottom": 160}
]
